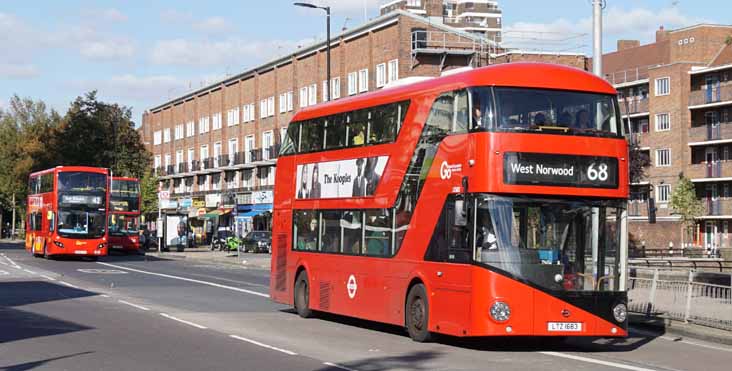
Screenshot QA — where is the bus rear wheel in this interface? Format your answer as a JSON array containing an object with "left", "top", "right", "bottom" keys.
[
  {"left": 294, "top": 271, "right": 314, "bottom": 318},
  {"left": 406, "top": 283, "right": 432, "bottom": 342}
]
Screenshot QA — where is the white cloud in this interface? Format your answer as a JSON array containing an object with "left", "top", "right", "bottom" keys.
[
  {"left": 193, "top": 17, "right": 233, "bottom": 34},
  {"left": 150, "top": 38, "right": 306, "bottom": 67},
  {"left": 82, "top": 8, "right": 128, "bottom": 23},
  {"left": 0, "top": 63, "right": 39, "bottom": 79},
  {"left": 160, "top": 9, "right": 193, "bottom": 24},
  {"left": 71, "top": 74, "right": 188, "bottom": 104},
  {"left": 503, "top": 6, "right": 709, "bottom": 52},
  {"left": 79, "top": 39, "right": 135, "bottom": 60}
]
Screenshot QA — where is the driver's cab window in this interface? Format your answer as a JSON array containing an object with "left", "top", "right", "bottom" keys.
[
  {"left": 425, "top": 195, "right": 470, "bottom": 263},
  {"left": 427, "top": 90, "right": 470, "bottom": 137}
]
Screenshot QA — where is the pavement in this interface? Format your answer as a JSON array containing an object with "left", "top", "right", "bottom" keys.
[
  {"left": 3, "top": 240, "right": 732, "bottom": 370},
  {"left": 142, "top": 246, "right": 272, "bottom": 270}
]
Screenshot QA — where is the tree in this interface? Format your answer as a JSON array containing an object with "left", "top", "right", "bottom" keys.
[
  {"left": 670, "top": 176, "right": 704, "bottom": 248},
  {"left": 139, "top": 169, "right": 159, "bottom": 218},
  {"left": 55, "top": 91, "right": 151, "bottom": 178}
]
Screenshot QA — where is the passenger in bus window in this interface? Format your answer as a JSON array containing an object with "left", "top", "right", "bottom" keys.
[
  {"left": 353, "top": 128, "right": 365, "bottom": 146},
  {"left": 533, "top": 112, "right": 546, "bottom": 125},
  {"left": 558, "top": 111, "right": 573, "bottom": 127},
  {"left": 297, "top": 218, "right": 318, "bottom": 251},
  {"left": 475, "top": 211, "right": 497, "bottom": 255},
  {"left": 575, "top": 109, "right": 591, "bottom": 129},
  {"left": 310, "top": 165, "right": 321, "bottom": 199}
]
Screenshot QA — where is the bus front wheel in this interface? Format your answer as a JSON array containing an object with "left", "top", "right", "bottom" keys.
[
  {"left": 406, "top": 283, "right": 432, "bottom": 342},
  {"left": 294, "top": 271, "right": 314, "bottom": 318}
]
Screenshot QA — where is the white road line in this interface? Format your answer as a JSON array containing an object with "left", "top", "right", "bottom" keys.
[
  {"left": 40, "top": 274, "right": 56, "bottom": 281},
  {"left": 97, "top": 262, "right": 269, "bottom": 298},
  {"left": 2, "top": 254, "right": 21, "bottom": 269},
  {"left": 59, "top": 281, "right": 79, "bottom": 289},
  {"left": 631, "top": 328, "right": 732, "bottom": 353},
  {"left": 101, "top": 294, "right": 110, "bottom": 298},
  {"left": 0, "top": 260, "right": 8, "bottom": 266},
  {"left": 160, "top": 313, "right": 208, "bottom": 329},
  {"left": 540, "top": 352, "right": 658, "bottom": 371},
  {"left": 229, "top": 335, "right": 297, "bottom": 356},
  {"left": 118, "top": 300, "right": 150, "bottom": 311},
  {"left": 323, "top": 362, "right": 359, "bottom": 371},
  {"left": 23, "top": 269, "right": 36, "bottom": 274},
  {"left": 0, "top": 270, "right": 8, "bottom": 275}
]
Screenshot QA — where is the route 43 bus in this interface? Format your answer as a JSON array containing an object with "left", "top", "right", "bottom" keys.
[
  {"left": 26, "top": 166, "right": 109, "bottom": 259},
  {"left": 270, "top": 63, "right": 629, "bottom": 341},
  {"left": 108, "top": 177, "right": 141, "bottom": 252}
]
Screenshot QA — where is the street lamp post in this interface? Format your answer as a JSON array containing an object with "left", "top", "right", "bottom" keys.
[{"left": 294, "top": 2, "right": 331, "bottom": 102}]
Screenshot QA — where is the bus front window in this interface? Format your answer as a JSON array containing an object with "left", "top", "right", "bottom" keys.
[
  {"left": 109, "top": 214, "right": 140, "bottom": 237},
  {"left": 58, "top": 209, "right": 106, "bottom": 239},
  {"left": 474, "top": 195, "right": 623, "bottom": 292}
]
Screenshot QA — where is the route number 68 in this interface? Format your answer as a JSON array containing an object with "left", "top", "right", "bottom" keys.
[{"left": 587, "top": 163, "right": 609, "bottom": 181}]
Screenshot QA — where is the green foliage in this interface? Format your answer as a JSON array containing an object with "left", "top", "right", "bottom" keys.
[
  {"left": 670, "top": 176, "right": 704, "bottom": 228},
  {"left": 140, "top": 169, "right": 159, "bottom": 217}
]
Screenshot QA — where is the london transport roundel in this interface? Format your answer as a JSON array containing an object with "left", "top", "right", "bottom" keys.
[{"left": 347, "top": 274, "right": 357, "bottom": 299}]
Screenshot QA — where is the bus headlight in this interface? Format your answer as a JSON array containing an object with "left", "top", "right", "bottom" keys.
[
  {"left": 97, "top": 243, "right": 106, "bottom": 250},
  {"left": 490, "top": 301, "right": 511, "bottom": 322},
  {"left": 53, "top": 241, "right": 64, "bottom": 248},
  {"left": 612, "top": 303, "right": 627, "bottom": 323}
]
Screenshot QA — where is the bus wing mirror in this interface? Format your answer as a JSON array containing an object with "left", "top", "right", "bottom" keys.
[{"left": 648, "top": 197, "right": 656, "bottom": 224}]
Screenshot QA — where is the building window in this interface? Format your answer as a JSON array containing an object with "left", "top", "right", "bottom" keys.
[
  {"left": 376, "top": 63, "right": 386, "bottom": 88},
  {"left": 655, "top": 113, "right": 670, "bottom": 131},
  {"left": 724, "top": 183, "right": 730, "bottom": 199},
  {"left": 331, "top": 77, "right": 341, "bottom": 100},
  {"left": 287, "top": 91, "right": 294, "bottom": 111},
  {"left": 348, "top": 72, "right": 357, "bottom": 95},
  {"left": 322, "top": 80, "right": 329, "bottom": 102},
  {"left": 260, "top": 99, "right": 267, "bottom": 119},
  {"left": 199, "top": 116, "right": 209, "bottom": 133},
  {"left": 655, "top": 77, "right": 670, "bottom": 96},
  {"left": 657, "top": 184, "right": 671, "bottom": 203},
  {"left": 163, "top": 128, "right": 170, "bottom": 143},
  {"left": 308, "top": 84, "right": 317, "bottom": 106},
  {"left": 187, "top": 148, "right": 194, "bottom": 166},
  {"left": 227, "top": 107, "right": 239, "bottom": 126},
  {"left": 300, "top": 87, "right": 308, "bottom": 108},
  {"left": 655, "top": 148, "right": 671, "bottom": 167},
  {"left": 154, "top": 155, "right": 161, "bottom": 169},
  {"left": 358, "top": 68, "right": 369, "bottom": 92},
  {"left": 267, "top": 96, "right": 275, "bottom": 117},
  {"left": 725, "top": 146, "right": 730, "bottom": 161},
  {"left": 387, "top": 59, "right": 399, "bottom": 83},
  {"left": 279, "top": 93, "right": 287, "bottom": 113},
  {"left": 153, "top": 130, "right": 162, "bottom": 145},
  {"left": 186, "top": 121, "right": 195, "bottom": 137},
  {"left": 212, "top": 112, "right": 222, "bottom": 130},
  {"left": 174, "top": 124, "right": 183, "bottom": 140}
]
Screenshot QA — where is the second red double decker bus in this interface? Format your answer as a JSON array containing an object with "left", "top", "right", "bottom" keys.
[
  {"left": 108, "top": 177, "right": 141, "bottom": 253},
  {"left": 271, "top": 63, "right": 629, "bottom": 341},
  {"left": 26, "top": 166, "right": 109, "bottom": 258}
]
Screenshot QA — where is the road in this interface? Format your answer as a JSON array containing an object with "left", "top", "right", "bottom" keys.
[{"left": 2, "top": 241, "right": 731, "bottom": 371}]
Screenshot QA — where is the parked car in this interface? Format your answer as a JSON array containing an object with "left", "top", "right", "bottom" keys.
[{"left": 241, "top": 231, "right": 272, "bottom": 253}]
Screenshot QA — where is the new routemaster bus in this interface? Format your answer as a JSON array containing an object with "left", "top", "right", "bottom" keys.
[
  {"left": 26, "top": 166, "right": 109, "bottom": 258},
  {"left": 108, "top": 177, "right": 141, "bottom": 252},
  {"left": 270, "top": 63, "right": 629, "bottom": 342}
]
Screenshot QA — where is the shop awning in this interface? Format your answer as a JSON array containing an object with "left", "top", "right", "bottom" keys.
[
  {"left": 202, "top": 208, "right": 232, "bottom": 219},
  {"left": 237, "top": 209, "right": 268, "bottom": 219}
]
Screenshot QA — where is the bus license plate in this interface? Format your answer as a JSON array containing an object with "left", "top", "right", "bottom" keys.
[
  {"left": 112, "top": 245, "right": 123, "bottom": 249},
  {"left": 547, "top": 322, "right": 582, "bottom": 332}
]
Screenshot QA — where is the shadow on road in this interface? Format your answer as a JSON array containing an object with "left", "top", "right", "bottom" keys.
[
  {"left": 0, "top": 281, "right": 96, "bottom": 344},
  {"left": 317, "top": 351, "right": 443, "bottom": 371},
  {"left": 282, "top": 309, "right": 661, "bottom": 353},
  {"left": 0, "top": 351, "right": 94, "bottom": 371}
]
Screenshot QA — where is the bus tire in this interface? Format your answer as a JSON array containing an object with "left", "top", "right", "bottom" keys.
[
  {"left": 405, "top": 283, "right": 432, "bottom": 342},
  {"left": 294, "top": 271, "right": 314, "bottom": 318}
]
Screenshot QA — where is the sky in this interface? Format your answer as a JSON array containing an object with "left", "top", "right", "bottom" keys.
[{"left": 0, "top": 0, "right": 727, "bottom": 125}]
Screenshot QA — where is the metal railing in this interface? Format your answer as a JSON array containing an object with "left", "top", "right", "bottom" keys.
[
  {"left": 628, "top": 268, "right": 732, "bottom": 331},
  {"left": 605, "top": 66, "right": 650, "bottom": 85}
]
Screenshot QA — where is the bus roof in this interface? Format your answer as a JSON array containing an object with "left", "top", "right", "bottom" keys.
[
  {"left": 292, "top": 63, "right": 617, "bottom": 122},
  {"left": 29, "top": 166, "right": 109, "bottom": 178},
  {"left": 112, "top": 176, "right": 139, "bottom": 182}
]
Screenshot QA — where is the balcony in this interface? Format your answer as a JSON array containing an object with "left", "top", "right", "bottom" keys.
[
  {"left": 202, "top": 158, "right": 214, "bottom": 170},
  {"left": 190, "top": 160, "right": 201, "bottom": 172},
  {"left": 687, "top": 124, "right": 732, "bottom": 144},
  {"left": 688, "top": 162, "right": 732, "bottom": 180},
  {"left": 705, "top": 199, "right": 722, "bottom": 216},
  {"left": 177, "top": 163, "right": 188, "bottom": 174},
  {"left": 621, "top": 98, "right": 649, "bottom": 116},
  {"left": 628, "top": 132, "right": 652, "bottom": 149},
  {"left": 165, "top": 165, "right": 174, "bottom": 175},
  {"left": 606, "top": 66, "right": 649, "bottom": 85},
  {"left": 689, "top": 84, "right": 732, "bottom": 108},
  {"left": 218, "top": 154, "right": 230, "bottom": 168}
]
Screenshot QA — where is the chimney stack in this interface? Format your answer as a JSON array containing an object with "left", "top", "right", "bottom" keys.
[{"left": 656, "top": 25, "right": 669, "bottom": 42}]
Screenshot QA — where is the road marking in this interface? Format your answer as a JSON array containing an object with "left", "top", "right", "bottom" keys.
[
  {"left": 118, "top": 300, "right": 150, "bottom": 311},
  {"left": 77, "top": 268, "right": 128, "bottom": 274},
  {"left": 40, "top": 274, "right": 56, "bottom": 281},
  {"left": 540, "top": 352, "right": 658, "bottom": 371},
  {"left": 0, "top": 270, "right": 8, "bottom": 275},
  {"left": 229, "top": 335, "right": 297, "bottom": 355},
  {"left": 323, "top": 362, "right": 359, "bottom": 371},
  {"left": 23, "top": 269, "right": 36, "bottom": 274},
  {"left": 631, "top": 327, "right": 732, "bottom": 353},
  {"left": 101, "top": 294, "right": 110, "bottom": 298},
  {"left": 160, "top": 313, "right": 208, "bottom": 329},
  {"left": 97, "top": 262, "right": 269, "bottom": 298},
  {"left": 59, "top": 281, "right": 79, "bottom": 289},
  {"left": 2, "top": 254, "right": 21, "bottom": 269}
]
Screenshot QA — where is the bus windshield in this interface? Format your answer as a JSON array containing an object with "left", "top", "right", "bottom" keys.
[
  {"left": 111, "top": 180, "right": 140, "bottom": 212},
  {"left": 108, "top": 214, "right": 140, "bottom": 237},
  {"left": 475, "top": 87, "right": 622, "bottom": 137},
  {"left": 58, "top": 209, "right": 106, "bottom": 239},
  {"left": 474, "top": 195, "right": 623, "bottom": 292}
]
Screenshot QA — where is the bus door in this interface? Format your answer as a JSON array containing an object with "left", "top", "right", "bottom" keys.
[{"left": 423, "top": 195, "right": 472, "bottom": 335}]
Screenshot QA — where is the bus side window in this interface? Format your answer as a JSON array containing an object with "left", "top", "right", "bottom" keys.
[
  {"left": 293, "top": 210, "right": 319, "bottom": 251},
  {"left": 425, "top": 196, "right": 470, "bottom": 263},
  {"left": 48, "top": 212, "right": 55, "bottom": 232},
  {"left": 300, "top": 120, "right": 324, "bottom": 153},
  {"left": 369, "top": 105, "right": 398, "bottom": 144},
  {"left": 348, "top": 110, "right": 368, "bottom": 146},
  {"left": 324, "top": 114, "right": 347, "bottom": 150},
  {"left": 364, "top": 209, "right": 392, "bottom": 257}
]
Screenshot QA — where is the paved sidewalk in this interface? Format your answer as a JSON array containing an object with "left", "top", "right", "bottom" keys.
[
  {"left": 144, "top": 246, "right": 271, "bottom": 270},
  {"left": 629, "top": 313, "right": 732, "bottom": 345}
]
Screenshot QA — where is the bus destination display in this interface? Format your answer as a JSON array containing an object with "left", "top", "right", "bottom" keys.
[{"left": 503, "top": 152, "right": 618, "bottom": 188}]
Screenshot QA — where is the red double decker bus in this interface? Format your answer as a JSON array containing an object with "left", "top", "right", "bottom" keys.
[
  {"left": 270, "top": 63, "right": 629, "bottom": 341},
  {"left": 26, "top": 166, "right": 109, "bottom": 258},
  {"left": 108, "top": 177, "right": 141, "bottom": 252}
]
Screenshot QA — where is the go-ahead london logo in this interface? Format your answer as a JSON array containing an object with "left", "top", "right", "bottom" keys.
[{"left": 440, "top": 161, "right": 462, "bottom": 180}]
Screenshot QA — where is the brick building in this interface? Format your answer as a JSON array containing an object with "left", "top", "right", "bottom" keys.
[
  {"left": 140, "top": 8, "right": 588, "bottom": 237},
  {"left": 602, "top": 24, "right": 732, "bottom": 254},
  {"left": 379, "top": 0, "right": 502, "bottom": 41}
]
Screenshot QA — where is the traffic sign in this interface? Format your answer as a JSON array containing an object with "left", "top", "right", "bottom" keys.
[{"left": 159, "top": 191, "right": 170, "bottom": 200}]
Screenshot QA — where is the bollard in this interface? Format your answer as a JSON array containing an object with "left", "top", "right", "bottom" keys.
[
  {"left": 647, "top": 268, "right": 659, "bottom": 317},
  {"left": 684, "top": 270, "right": 694, "bottom": 323}
]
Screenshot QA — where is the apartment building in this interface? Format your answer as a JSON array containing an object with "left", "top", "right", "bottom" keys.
[
  {"left": 602, "top": 24, "right": 732, "bottom": 254},
  {"left": 380, "top": 0, "right": 502, "bottom": 41}
]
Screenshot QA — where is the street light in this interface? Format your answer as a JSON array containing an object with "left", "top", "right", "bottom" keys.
[{"left": 294, "top": 2, "right": 331, "bottom": 102}]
